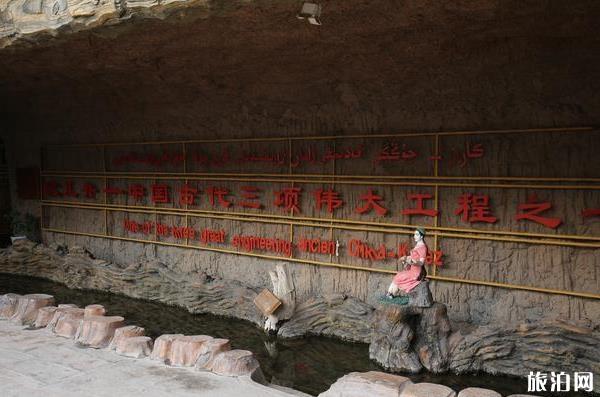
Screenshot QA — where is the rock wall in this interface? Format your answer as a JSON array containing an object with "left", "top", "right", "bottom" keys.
[{"left": 1, "top": 0, "right": 599, "bottom": 333}]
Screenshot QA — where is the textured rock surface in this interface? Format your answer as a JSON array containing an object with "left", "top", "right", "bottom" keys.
[
  {"left": 401, "top": 383, "right": 456, "bottom": 397},
  {"left": 277, "top": 293, "right": 375, "bottom": 342},
  {"left": 457, "top": 388, "right": 501, "bottom": 397},
  {"left": 211, "top": 349, "right": 261, "bottom": 377},
  {"left": 116, "top": 335, "right": 154, "bottom": 358},
  {"left": 34, "top": 305, "right": 58, "bottom": 328},
  {"left": 318, "top": 371, "right": 412, "bottom": 397},
  {"left": 108, "top": 325, "right": 145, "bottom": 350},
  {"left": 195, "top": 338, "right": 231, "bottom": 371},
  {"left": 75, "top": 315, "right": 125, "bottom": 348},
  {"left": 9, "top": 293, "right": 54, "bottom": 325},
  {"left": 52, "top": 307, "right": 85, "bottom": 338},
  {"left": 169, "top": 335, "right": 212, "bottom": 366},
  {"left": 151, "top": 333, "right": 183, "bottom": 362},
  {"left": 370, "top": 303, "right": 451, "bottom": 373},
  {"left": 0, "top": 293, "right": 22, "bottom": 317},
  {"left": 84, "top": 304, "right": 106, "bottom": 317},
  {"left": 449, "top": 320, "right": 600, "bottom": 391},
  {"left": 0, "top": 0, "right": 203, "bottom": 48}
]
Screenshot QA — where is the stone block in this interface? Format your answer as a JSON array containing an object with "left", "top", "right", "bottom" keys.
[
  {"left": 33, "top": 306, "right": 58, "bottom": 328},
  {"left": 84, "top": 304, "right": 106, "bottom": 317},
  {"left": 0, "top": 293, "right": 22, "bottom": 318},
  {"left": 319, "top": 371, "right": 412, "bottom": 397},
  {"left": 150, "top": 334, "right": 184, "bottom": 362},
  {"left": 401, "top": 383, "right": 456, "bottom": 397},
  {"left": 10, "top": 294, "right": 54, "bottom": 325},
  {"left": 169, "top": 335, "right": 213, "bottom": 366},
  {"left": 195, "top": 338, "right": 231, "bottom": 371},
  {"left": 210, "top": 349, "right": 261, "bottom": 377},
  {"left": 75, "top": 315, "right": 125, "bottom": 348},
  {"left": 116, "top": 336, "right": 153, "bottom": 358},
  {"left": 108, "top": 325, "right": 145, "bottom": 350},
  {"left": 458, "top": 388, "right": 501, "bottom": 397},
  {"left": 52, "top": 307, "right": 85, "bottom": 338}
]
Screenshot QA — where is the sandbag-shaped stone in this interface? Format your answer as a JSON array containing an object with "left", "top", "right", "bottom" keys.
[
  {"left": 458, "top": 388, "right": 501, "bottom": 397},
  {"left": 76, "top": 315, "right": 125, "bottom": 348},
  {"left": 53, "top": 307, "right": 85, "bottom": 338},
  {"left": 33, "top": 306, "right": 58, "bottom": 328},
  {"left": 401, "top": 383, "right": 456, "bottom": 397},
  {"left": 169, "top": 335, "right": 213, "bottom": 367},
  {"left": 319, "top": 371, "right": 412, "bottom": 397},
  {"left": 116, "top": 336, "right": 153, "bottom": 358},
  {"left": 0, "top": 293, "right": 22, "bottom": 318},
  {"left": 84, "top": 304, "right": 106, "bottom": 317},
  {"left": 46, "top": 305, "right": 79, "bottom": 332},
  {"left": 210, "top": 349, "right": 261, "bottom": 377},
  {"left": 10, "top": 294, "right": 54, "bottom": 325},
  {"left": 108, "top": 325, "right": 145, "bottom": 350},
  {"left": 195, "top": 338, "right": 231, "bottom": 371},
  {"left": 150, "top": 334, "right": 183, "bottom": 362}
]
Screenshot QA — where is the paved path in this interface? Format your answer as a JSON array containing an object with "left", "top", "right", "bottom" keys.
[{"left": 0, "top": 321, "right": 306, "bottom": 397}]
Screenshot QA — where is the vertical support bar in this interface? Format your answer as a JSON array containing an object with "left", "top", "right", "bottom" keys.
[
  {"left": 329, "top": 140, "right": 336, "bottom": 263},
  {"left": 39, "top": 147, "right": 44, "bottom": 242},
  {"left": 433, "top": 184, "right": 439, "bottom": 277},
  {"left": 102, "top": 146, "right": 108, "bottom": 236},
  {"left": 288, "top": 138, "right": 292, "bottom": 175}
]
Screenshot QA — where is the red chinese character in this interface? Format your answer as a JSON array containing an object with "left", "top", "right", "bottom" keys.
[
  {"left": 355, "top": 189, "right": 388, "bottom": 216},
  {"left": 156, "top": 222, "right": 169, "bottom": 236},
  {"left": 151, "top": 184, "right": 170, "bottom": 203},
  {"left": 64, "top": 180, "right": 79, "bottom": 198},
  {"left": 314, "top": 189, "right": 344, "bottom": 213},
  {"left": 515, "top": 196, "right": 562, "bottom": 229},
  {"left": 43, "top": 181, "right": 62, "bottom": 197},
  {"left": 82, "top": 183, "right": 97, "bottom": 199},
  {"left": 207, "top": 186, "right": 233, "bottom": 208},
  {"left": 454, "top": 193, "right": 498, "bottom": 223},
  {"left": 275, "top": 187, "right": 302, "bottom": 213},
  {"left": 179, "top": 184, "right": 199, "bottom": 206},
  {"left": 582, "top": 209, "right": 600, "bottom": 218},
  {"left": 401, "top": 193, "right": 438, "bottom": 217},
  {"left": 128, "top": 184, "right": 146, "bottom": 202},
  {"left": 240, "top": 186, "right": 262, "bottom": 209},
  {"left": 426, "top": 250, "right": 444, "bottom": 266}
]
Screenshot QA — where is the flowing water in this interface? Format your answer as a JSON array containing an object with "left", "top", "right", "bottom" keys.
[{"left": 0, "top": 273, "right": 591, "bottom": 396}]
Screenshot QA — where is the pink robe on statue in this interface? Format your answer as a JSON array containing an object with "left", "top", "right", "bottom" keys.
[{"left": 392, "top": 243, "right": 428, "bottom": 293}]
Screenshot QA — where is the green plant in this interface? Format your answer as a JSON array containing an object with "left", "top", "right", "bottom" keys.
[{"left": 4, "top": 210, "right": 40, "bottom": 242}]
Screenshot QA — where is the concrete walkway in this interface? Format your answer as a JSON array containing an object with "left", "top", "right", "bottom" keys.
[{"left": 0, "top": 321, "right": 307, "bottom": 397}]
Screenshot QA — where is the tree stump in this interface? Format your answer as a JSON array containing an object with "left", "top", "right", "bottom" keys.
[
  {"left": 0, "top": 293, "right": 22, "bottom": 318},
  {"left": 210, "top": 349, "right": 261, "bottom": 376},
  {"left": 169, "top": 335, "right": 213, "bottom": 366},
  {"left": 76, "top": 315, "right": 125, "bottom": 348},
  {"left": 34, "top": 306, "right": 58, "bottom": 328},
  {"left": 150, "top": 334, "right": 183, "bottom": 362},
  {"left": 108, "top": 325, "right": 145, "bottom": 350},
  {"left": 195, "top": 338, "right": 232, "bottom": 371},
  {"left": 116, "top": 336, "right": 154, "bottom": 358},
  {"left": 10, "top": 294, "right": 55, "bottom": 325}
]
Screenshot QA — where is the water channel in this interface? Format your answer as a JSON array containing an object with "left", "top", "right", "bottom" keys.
[{"left": 0, "top": 273, "right": 586, "bottom": 396}]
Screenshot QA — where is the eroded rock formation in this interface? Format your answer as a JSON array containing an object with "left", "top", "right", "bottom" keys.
[{"left": 1, "top": 239, "right": 599, "bottom": 391}]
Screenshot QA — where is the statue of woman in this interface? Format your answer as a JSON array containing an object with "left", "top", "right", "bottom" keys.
[{"left": 387, "top": 227, "right": 428, "bottom": 297}]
